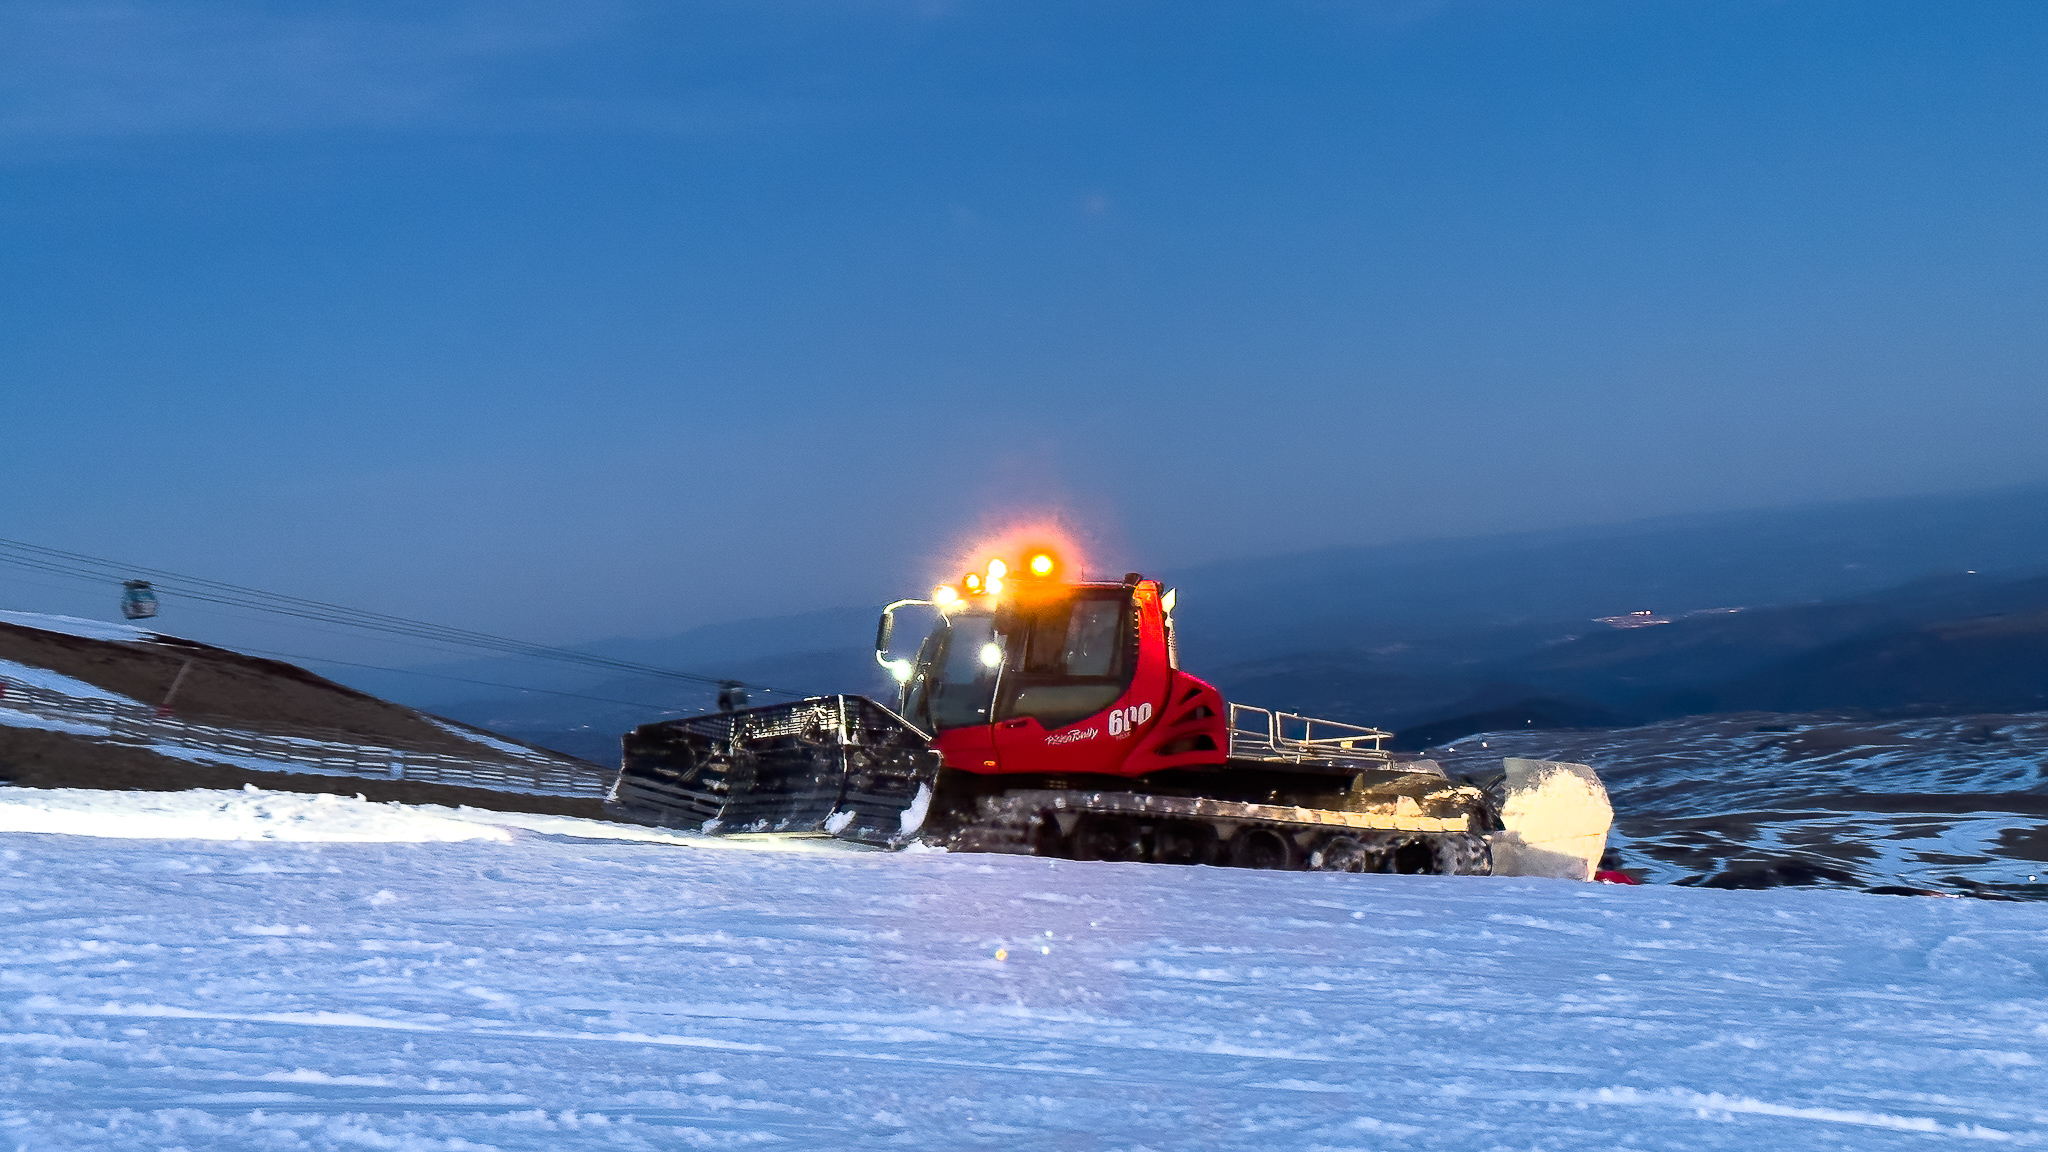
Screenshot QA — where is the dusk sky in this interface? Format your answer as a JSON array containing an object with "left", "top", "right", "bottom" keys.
[{"left": 5, "top": 0, "right": 2047, "bottom": 651}]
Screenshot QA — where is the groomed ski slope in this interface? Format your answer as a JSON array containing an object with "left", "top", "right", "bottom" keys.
[{"left": 1, "top": 788, "right": 2044, "bottom": 1151}]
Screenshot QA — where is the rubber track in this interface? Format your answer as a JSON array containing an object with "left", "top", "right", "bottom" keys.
[{"left": 945, "top": 788, "right": 1494, "bottom": 874}]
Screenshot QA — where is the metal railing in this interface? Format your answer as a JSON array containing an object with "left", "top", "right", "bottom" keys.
[
  {"left": 0, "top": 675, "right": 614, "bottom": 799},
  {"left": 1227, "top": 703, "right": 1392, "bottom": 767}
]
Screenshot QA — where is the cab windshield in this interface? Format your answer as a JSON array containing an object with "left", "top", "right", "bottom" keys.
[
  {"left": 994, "top": 588, "right": 1133, "bottom": 729},
  {"left": 902, "top": 609, "right": 1000, "bottom": 731},
  {"left": 900, "top": 589, "right": 1135, "bottom": 734}
]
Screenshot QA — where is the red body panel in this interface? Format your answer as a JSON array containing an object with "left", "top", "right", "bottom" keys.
[
  {"left": 932, "top": 579, "right": 1232, "bottom": 778},
  {"left": 1126, "top": 669, "right": 1230, "bottom": 772},
  {"left": 935, "top": 724, "right": 1001, "bottom": 772}
]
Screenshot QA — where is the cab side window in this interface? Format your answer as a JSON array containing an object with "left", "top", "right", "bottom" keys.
[
  {"left": 998, "top": 592, "right": 1134, "bottom": 728},
  {"left": 1062, "top": 600, "right": 1121, "bottom": 676}
]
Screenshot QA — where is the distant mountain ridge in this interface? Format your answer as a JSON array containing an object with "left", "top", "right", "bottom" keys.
[
  {"left": 1359, "top": 566, "right": 2048, "bottom": 749},
  {"left": 1166, "top": 480, "right": 2048, "bottom": 667},
  {"left": 328, "top": 481, "right": 2048, "bottom": 760}
]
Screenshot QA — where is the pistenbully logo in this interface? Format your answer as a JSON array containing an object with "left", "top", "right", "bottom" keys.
[{"left": 1044, "top": 727, "right": 1099, "bottom": 746}]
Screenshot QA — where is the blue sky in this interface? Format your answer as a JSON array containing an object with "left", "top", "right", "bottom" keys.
[{"left": 4, "top": 0, "right": 2046, "bottom": 649}]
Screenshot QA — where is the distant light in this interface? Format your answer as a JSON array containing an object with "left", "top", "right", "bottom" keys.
[
  {"left": 980, "top": 642, "right": 1003, "bottom": 668},
  {"left": 964, "top": 573, "right": 982, "bottom": 593},
  {"left": 987, "top": 558, "right": 1008, "bottom": 580},
  {"left": 1029, "top": 553, "right": 1055, "bottom": 576},
  {"left": 933, "top": 585, "right": 960, "bottom": 606},
  {"left": 888, "top": 659, "right": 914, "bottom": 682},
  {"left": 986, "top": 576, "right": 1004, "bottom": 596}
]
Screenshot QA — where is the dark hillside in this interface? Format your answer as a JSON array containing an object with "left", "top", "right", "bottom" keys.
[
  {"left": 0, "top": 613, "right": 607, "bottom": 812},
  {"left": 1699, "top": 609, "right": 2048, "bottom": 717},
  {"left": 1430, "top": 711, "right": 2048, "bottom": 897},
  {"left": 0, "top": 725, "right": 607, "bottom": 819},
  {"left": 1506, "top": 570, "right": 2048, "bottom": 715},
  {"left": 1212, "top": 568, "right": 2048, "bottom": 745},
  {"left": 1167, "top": 482, "right": 2048, "bottom": 666},
  {"left": 0, "top": 620, "right": 535, "bottom": 759}
]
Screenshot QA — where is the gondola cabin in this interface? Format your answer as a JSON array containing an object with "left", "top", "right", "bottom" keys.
[{"left": 120, "top": 580, "right": 159, "bottom": 620}]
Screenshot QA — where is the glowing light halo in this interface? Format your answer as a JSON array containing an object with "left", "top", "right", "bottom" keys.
[{"left": 941, "top": 520, "right": 1090, "bottom": 594}]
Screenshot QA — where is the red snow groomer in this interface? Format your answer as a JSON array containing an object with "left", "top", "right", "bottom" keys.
[{"left": 612, "top": 550, "right": 1612, "bottom": 878}]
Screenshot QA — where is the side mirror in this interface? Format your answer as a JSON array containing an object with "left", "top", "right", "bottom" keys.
[{"left": 874, "top": 598, "right": 928, "bottom": 679}]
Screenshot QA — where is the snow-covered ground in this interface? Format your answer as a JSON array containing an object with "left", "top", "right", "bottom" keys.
[
  {"left": 2, "top": 787, "right": 2045, "bottom": 1150},
  {"left": 0, "top": 611, "right": 152, "bottom": 644},
  {"left": 1438, "top": 713, "right": 2048, "bottom": 894},
  {"left": 0, "top": 658, "right": 140, "bottom": 739},
  {"left": 0, "top": 659, "right": 136, "bottom": 705}
]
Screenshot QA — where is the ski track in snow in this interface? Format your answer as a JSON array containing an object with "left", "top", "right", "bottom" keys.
[{"left": 0, "top": 788, "right": 2044, "bottom": 1149}]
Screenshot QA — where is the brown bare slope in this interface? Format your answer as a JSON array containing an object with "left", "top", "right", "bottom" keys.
[
  {"left": 0, "top": 617, "right": 613, "bottom": 815},
  {"left": 0, "top": 726, "right": 608, "bottom": 818},
  {"left": 0, "top": 620, "right": 557, "bottom": 760}
]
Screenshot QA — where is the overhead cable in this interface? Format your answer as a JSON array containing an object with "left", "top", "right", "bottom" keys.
[{"left": 0, "top": 536, "right": 803, "bottom": 698}]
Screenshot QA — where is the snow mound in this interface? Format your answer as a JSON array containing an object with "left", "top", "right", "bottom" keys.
[
  {"left": 0, "top": 786, "right": 874, "bottom": 852},
  {"left": 0, "top": 786, "right": 509, "bottom": 843}
]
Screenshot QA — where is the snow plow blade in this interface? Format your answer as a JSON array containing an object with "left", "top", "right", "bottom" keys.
[
  {"left": 1487, "top": 758, "right": 1613, "bottom": 881},
  {"left": 610, "top": 696, "right": 941, "bottom": 848}
]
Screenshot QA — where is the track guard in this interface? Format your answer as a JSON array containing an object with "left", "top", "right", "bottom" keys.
[
  {"left": 611, "top": 695, "right": 941, "bottom": 848},
  {"left": 1487, "top": 758, "right": 1613, "bottom": 881}
]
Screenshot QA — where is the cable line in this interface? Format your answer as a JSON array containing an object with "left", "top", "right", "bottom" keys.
[
  {"left": 234, "top": 647, "right": 695, "bottom": 713},
  {"left": 0, "top": 536, "right": 805, "bottom": 698}
]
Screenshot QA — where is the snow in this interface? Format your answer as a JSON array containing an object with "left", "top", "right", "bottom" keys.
[
  {"left": 0, "top": 658, "right": 137, "bottom": 704},
  {"left": 136, "top": 739, "right": 437, "bottom": 785},
  {"left": 0, "top": 787, "right": 843, "bottom": 851},
  {"left": 899, "top": 781, "right": 933, "bottom": 835},
  {"left": 427, "top": 717, "right": 549, "bottom": 761},
  {"left": 2, "top": 786, "right": 2045, "bottom": 1149},
  {"left": 1439, "top": 713, "right": 2048, "bottom": 893},
  {"left": 0, "top": 786, "right": 509, "bottom": 843},
  {"left": 0, "top": 609, "right": 152, "bottom": 643},
  {"left": 1491, "top": 757, "right": 1610, "bottom": 881}
]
